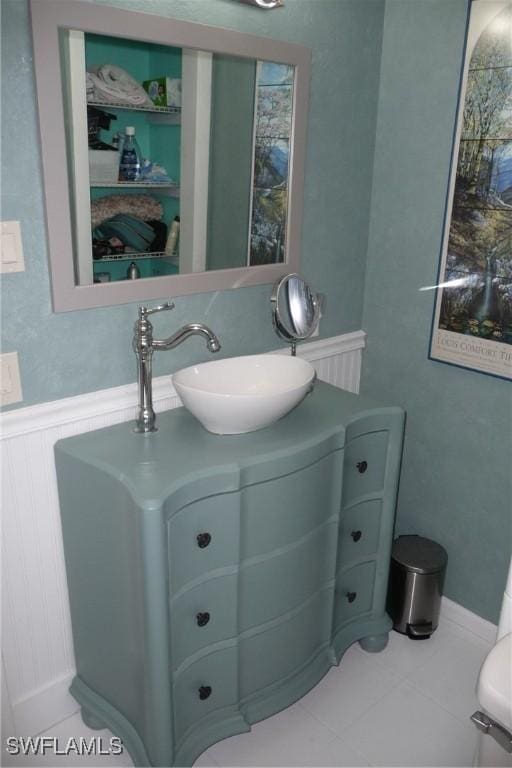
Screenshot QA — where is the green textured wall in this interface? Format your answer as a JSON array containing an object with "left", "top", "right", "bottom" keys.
[
  {"left": 2, "top": 0, "right": 509, "bottom": 624},
  {"left": 360, "top": 0, "right": 511, "bottom": 624},
  {"left": 0, "top": 0, "right": 384, "bottom": 408}
]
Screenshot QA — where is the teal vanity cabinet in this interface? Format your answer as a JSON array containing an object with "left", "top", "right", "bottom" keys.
[{"left": 54, "top": 381, "right": 404, "bottom": 767}]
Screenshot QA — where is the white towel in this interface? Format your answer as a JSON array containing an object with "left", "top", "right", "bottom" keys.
[{"left": 87, "top": 65, "right": 154, "bottom": 108}]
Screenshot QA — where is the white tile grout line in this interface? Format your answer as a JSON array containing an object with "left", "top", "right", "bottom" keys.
[
  {"left": 29, "top": 607, "right": 493, "bottom": 764},
  {"left": 349, "top": 618, "right": 489, "bottom": 734},
  {"left": 36, "top": 626, "right": 479, "bottom": 768},
  {"left": 405, "top": 673, "right": 480, "bottom": 731},
  {"left": 295, "top": 703, "right": 373, "bottom": 744},
  {"left": 337, "top": 671, "right": 478, "bottom": 768},
  {"left": 295, "top": 654, "right": 406, "bottom": 744},
  {"left": 298, "top": 620, "right": 486, "bottom": 745}
]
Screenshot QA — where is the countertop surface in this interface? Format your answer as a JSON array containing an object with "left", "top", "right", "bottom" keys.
[{"left": 55, "top": 381, "right": 403, "bottom": 507}]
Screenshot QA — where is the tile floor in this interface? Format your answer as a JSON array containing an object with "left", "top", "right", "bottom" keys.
[{"left": 4, "top": 616, "right": 493, "bottom": 767}]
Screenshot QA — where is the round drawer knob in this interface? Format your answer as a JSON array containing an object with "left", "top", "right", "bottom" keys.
[
  {"left": 346, "top": 591, "right": 357, "bottom": 603},
  {"left": 196, "top": 612, "right": 210, "bottom": 627},
  {"left": 356, "top": 461, "right": 368, "bottom": 474},
  {"left": 196, "top": 532, "right": 212, "bottom": 549},
  {"left": 198, "top": 685, "right": 212, "bottom": 701},
  {"left": 351, "top": 530, "right": 362, "bottom": 542}
]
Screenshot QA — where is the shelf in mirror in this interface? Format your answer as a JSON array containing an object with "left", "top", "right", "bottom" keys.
[
  {"left": 88, "top": 99, "right": 181, "bottom": 125},
  {"left": 93, "top": 250, "right": 174, "bottom": 263},
  {"left": 90, "top": 181, "right": 180, "bottom": 197}
]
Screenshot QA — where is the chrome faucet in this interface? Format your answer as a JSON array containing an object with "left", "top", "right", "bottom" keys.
[{"left": 133, "top": 302, "right": 221, "bottom": 433}]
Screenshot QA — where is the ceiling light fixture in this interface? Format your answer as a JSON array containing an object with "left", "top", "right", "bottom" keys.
[{"left": 238, "top": 0, "right": 284, "bottom": 9}]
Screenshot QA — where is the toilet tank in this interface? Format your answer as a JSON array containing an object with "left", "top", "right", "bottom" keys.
[{"left": 497, "top": 558, "right": 512, "bottom": 641}]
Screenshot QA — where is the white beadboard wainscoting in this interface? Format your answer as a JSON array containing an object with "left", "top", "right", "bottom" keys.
[{"left": 0, "top": 332, "right": 365, "bottom": 740}]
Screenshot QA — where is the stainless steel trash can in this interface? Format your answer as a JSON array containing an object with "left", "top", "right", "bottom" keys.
[{"left": 387, "top": 535, "right": 448, "bottom": 639}]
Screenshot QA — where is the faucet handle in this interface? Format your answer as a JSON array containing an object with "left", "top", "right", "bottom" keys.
[{"left": 140, "top": 301, "right": 175, "bottom": 317}]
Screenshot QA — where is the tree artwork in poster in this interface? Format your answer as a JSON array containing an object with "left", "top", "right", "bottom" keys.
[
  {"left": 430, "top": 2, "right": 512, "bottom": 380},
  {"left": 250, "top": 63, "right": 294, "bottom": 266}
]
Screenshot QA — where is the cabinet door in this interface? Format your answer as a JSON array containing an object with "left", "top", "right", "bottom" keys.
[
  {"left": 241, "top": 451, "right": 343, "bottom": 559},
  {"left": 342, "top": 431, "right": 389, "bottom": 505},
  {"left": 239, "top": 589, "right": 333, "bottom": 699},
  {"left": 172, "top": 646, "right": 238, "bottom": 744},
  {"left": 168, "top": 493, "right": 240, "bottom": 594},
  {"left": 170, "top": 573, "right": 238, "bottom": 670},
  {"left": 338, "top": 499, "right": 382, "bottom": 567},
  {"left": 239, "top": 520, "right": 337, "bottom": 631},
  {"left": 333, "top": 561, "right": 376, "bottom": 631}
]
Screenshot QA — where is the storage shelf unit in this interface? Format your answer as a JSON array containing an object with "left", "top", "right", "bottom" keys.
[{"left": 65, "top": 29, "right": 182, "bottom": 285}]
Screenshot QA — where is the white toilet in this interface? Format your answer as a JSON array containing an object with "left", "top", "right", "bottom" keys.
[{"left": 472, "top": 559, "right": 512, "bottom": 767}]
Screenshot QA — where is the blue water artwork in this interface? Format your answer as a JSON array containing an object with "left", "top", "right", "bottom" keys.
[
  {"left": 249, "top": 61, "right": 294, "bottom": 266},
  {"left": 430, "top": 2, "right": 512, "bottom": 380}
]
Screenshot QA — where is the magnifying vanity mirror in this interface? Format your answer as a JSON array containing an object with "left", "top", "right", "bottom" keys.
[
  {"left": 29, "top": 0, "right": 311, "bottom": 311},
  {"left": 271, "top": 273, "right": 321, "bottom": 354}
]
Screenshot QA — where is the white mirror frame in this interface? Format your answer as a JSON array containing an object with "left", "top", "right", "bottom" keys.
[{"left": 29, "top": 0, "right": 311, "bottom": 312}]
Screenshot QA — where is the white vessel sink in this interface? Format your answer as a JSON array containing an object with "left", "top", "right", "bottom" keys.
[{"left": 173, "top": 354, "right": 316, "bottom": 435}]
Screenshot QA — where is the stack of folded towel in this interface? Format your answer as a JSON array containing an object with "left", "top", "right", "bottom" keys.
[
  {"left": 91, "top": 194, "right": 162, "bottom": 229},
  {"left": 87, "top": 64, "right": 154, "bottom": 107},
  {"left": 91, "top": 194, "right": 168, "bottom": 258}
]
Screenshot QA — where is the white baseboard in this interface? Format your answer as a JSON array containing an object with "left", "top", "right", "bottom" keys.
[
  {"left": 441, "top": 596, "right": 497, "bottom": 645},
  {"left": 11, "top": 674, "right": 78, "bottom": 738}
]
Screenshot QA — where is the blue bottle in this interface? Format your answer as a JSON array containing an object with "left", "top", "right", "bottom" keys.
[{"left": 118, "top": 126, "right": 141, "bottom": 182}]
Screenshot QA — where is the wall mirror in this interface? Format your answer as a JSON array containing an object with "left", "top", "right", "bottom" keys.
[{"left": 29, "top": 0, "right": 311, "bottom": 311}]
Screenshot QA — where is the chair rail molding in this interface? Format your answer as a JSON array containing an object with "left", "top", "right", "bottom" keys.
[{"left": 1, "top": 331, "right": 365, "bottom": 738}]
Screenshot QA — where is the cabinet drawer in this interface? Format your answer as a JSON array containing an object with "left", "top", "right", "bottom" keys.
[
  {"left": 168, "top": 494, "right": 240, "bottom": 593},
  {"left": 239, "top": 589, "right": 332, "bottom": 699},
  {"left": 333, "top": 561, "right": 375, "bottom": 631},
  {"left": 342, "top": 431, "right": 389, "bottom": 505},
  {"left": 173, "top": 646, "right": 238, "bottom": 744},
  {"left": 170, "top": 574, "right": 238, "bottom": 670},
  {"left": 241, "top": 451, "right": 342, "bottom": 559},
  {"left": 338, "top": 499, "right": 382, "bottom": 566},
  {"left": 239, "top": 521, "right": 337, "bottom": 631}
]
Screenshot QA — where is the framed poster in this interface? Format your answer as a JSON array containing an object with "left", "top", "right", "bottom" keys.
[{"left": 430, "top": 1, "right": 512, "bottom": 381}]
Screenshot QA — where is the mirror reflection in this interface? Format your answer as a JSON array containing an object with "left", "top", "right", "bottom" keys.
[{"left": 61, "top": 30, "right": 295, "bottom": 286}]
